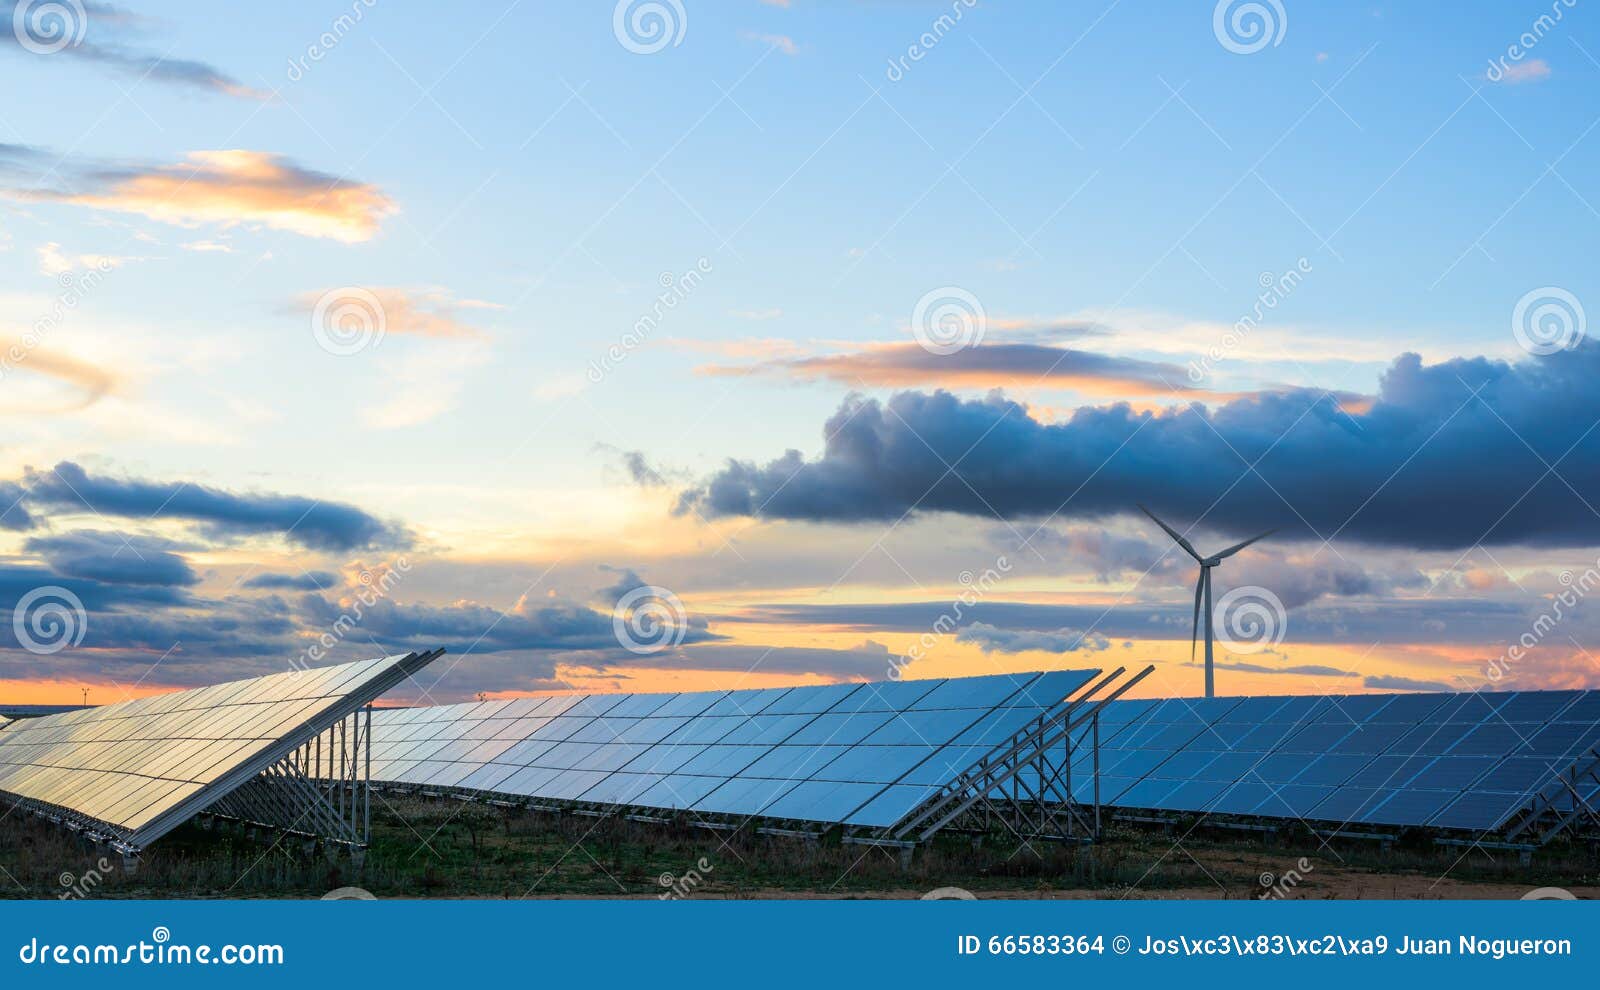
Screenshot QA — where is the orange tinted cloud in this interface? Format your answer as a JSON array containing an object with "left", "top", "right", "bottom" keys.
[
  {"left": 32, "top": 150, "right": 396, "bottom": 242},
  {"left": 0, "top": 343, "right": 119, "bottom": 411},
  {"left": 292, "top": 286, "right": 497, "bottom": 340},
  {"left": 701, "top": 340, "right": 1246, "bottom": 401}
]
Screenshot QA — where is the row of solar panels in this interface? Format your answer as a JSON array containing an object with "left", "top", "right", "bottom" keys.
[
  {"left": 0, "top": 653, "right": 442, "bottom": 845},
  {"left": 1055, "top": 690, "right": 1600, "bottom": 833},
  {"left": 364, "top": 669, "right": 1096, "bottom": 830}
]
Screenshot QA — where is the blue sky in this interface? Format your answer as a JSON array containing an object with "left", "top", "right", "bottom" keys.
[{"left": 1, "top": 1, "right": 1598, "bottom": 703}]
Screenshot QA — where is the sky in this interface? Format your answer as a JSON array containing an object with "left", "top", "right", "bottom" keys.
[{"left": 1, "top": 0, "right": 1599, "bottom": 707}]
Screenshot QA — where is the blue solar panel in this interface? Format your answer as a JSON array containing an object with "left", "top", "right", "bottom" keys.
[
  {"left": 1073, "top": 689, "right": 1600, "bottom": 833},
  {"left": 363, "top": 669, "right": 1101, "bottom": 833}
]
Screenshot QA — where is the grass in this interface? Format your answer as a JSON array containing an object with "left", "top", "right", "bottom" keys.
[{"left": 2, "top": 797, "right": 1595, "bottom": 899}]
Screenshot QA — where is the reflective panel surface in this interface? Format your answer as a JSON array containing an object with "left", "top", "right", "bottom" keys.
[
  {"left": 364, "top": 669, "right": 1102, "bottom": 831},
  {"left": 0, "top": 654, "right": 434, "bottom": 844}
]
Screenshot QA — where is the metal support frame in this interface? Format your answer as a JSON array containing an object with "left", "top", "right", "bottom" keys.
[
  {"left": 1501, "top": 746, "right": 1600, "bottom": 847},
  {"left": 205, "top": 705, "right": 376, "bottom": 855},
  {"left": 883, "top": 665, "right": 1154, "bottom": 846}
]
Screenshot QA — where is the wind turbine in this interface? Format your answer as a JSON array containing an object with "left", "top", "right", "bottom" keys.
[{"left": 1139, "top": 505, "right": 1275, "bottom": 699}]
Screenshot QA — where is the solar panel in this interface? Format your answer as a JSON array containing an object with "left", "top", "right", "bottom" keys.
[
  {"left": 363, "top": 667, "right": 1104, "bottom": 832},
  {"left": 1073, "top": 688, "right": 1600, "bottom": 835},
  {"left": 0, "top": 651, "right": 442, "bottom": 851}
]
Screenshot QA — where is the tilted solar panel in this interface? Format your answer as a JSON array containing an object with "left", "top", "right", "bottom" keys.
[
  {"left": 1066, "top": 689, "right": 1600, "bottom": 836},
  {"left": 364, "top": 668, "right": 1104, "bottom": 832},
  {"left": 0, "top": 651, "right": 442, "bottom": 850}
]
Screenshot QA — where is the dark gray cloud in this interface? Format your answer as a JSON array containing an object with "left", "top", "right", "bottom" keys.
[
  {"left": 241, "top": 571, "right": 338, "bottom": 591},
  {"left": 0, "top": 482, "right": 35, "bottom": 531},
  {"left": 1184, "top": 659, "right": 1357, "bottom": 678},
  {"left": 955, "top": 622, "right": 1111, "bottom": 655},
  {"left": 1363, "top": 674, "right": 1456, "bottom": 692},
  {"left": 25, "top": 530, "right": 198, "bottom": 586},
  {"left": 681, "top": 345, "right": 1600, "bottom": 551},
  {"left": 585, "top": 641, "right": 895, "bottom": 680},
  {"left": 724, "top": 598, "right": 1536, "bottom": 647},
  {"left": 0, "top": 564, "right": 191, "bottom": 614},
  {"left": 22, "top": 461, "right": 409, "bottom": 552},
  {"left": 595, "top": 565, "right": 649, "bottom": 607},
  {"left": 0, "top": 2, "right": 267, "bottom": 100},
  {"left": 296, "top": 592, "right": 721, "bottom": 656}
]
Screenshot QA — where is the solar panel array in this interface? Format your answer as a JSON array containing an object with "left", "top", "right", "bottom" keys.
[
  {"left": 367, "top": 669, "right": 1097, "bottom": 830},
  {"left": 0, "top": 652, "right": 439, "bottom": 848},
  {"left": 1065, "top": 690, "right": 1600, "bottom": 833}
]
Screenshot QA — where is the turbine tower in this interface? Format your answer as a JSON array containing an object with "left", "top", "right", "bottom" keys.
[{"left": 1139, "top": 505, "right": 1274, "bottom": 699}]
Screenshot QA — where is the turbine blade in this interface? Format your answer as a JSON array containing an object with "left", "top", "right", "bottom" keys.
[
  {"left": 1212, "top": 528, "right": 1277, "bottom": 561},
  {"left": 1139, "top": 503, "right": 1203, "bottom": 562},
  {"left": 1191, "top": 569, "right": 1205, "bottom": 661}
]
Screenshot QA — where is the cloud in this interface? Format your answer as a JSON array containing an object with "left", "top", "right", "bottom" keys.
[
  {"left": 0, "top": 1, "right": 269, "bottom": 100},
  {"left": 727, "top": 598, "right": 1535, "bottom": 647},
  {"left": 0, "top": 345, "right": 119, "bottom": 411},
  {"left": 1184, "top": 659, "right": 1357, "bottom": 677},
  {"left": 1494, "top": 58, "right": 1551, "bottom": 84},
  {"left": 21, "top": 461, "right": 409, "bottom": 552},
  {"left": 681, "top": 345, "right": 1600, "bottom": 551},
  {"left": 358, "top": 340, "right": 490, "bottom": 429},
  {"left": 600, "top": 447, "right": 679, "bottom": 489},
  {"left": 701, "top": 341, "right": 1243, "bottom": 400},
  {"left": 1363, "top": 674, "right": 1454, "bottom": 692},
  {"left": 241, "top": 571, "right": 338, "bottom": 591},
  {"left": 955, "top": 622, "right": 1110, "bottom": 654},
  {"left": 596, "top": 641, "right": 894, "bottom": 679},
  {"left": 291, "top": 286, "right": 496, "bottom": 341},
  {"left": 743, "top": 32, "right": 798, "bottom": 55},
  {"left": 25, "top": 530, "right": 199, "bottom": 587},
  {"left": 10, "top": 148, "right": 395, "bottom": 242},
  {"left": 35, "top": 241, "right": 144, "bottom": 276},
  {"left": 0, "top": 483, "right": 35, "bottom": 530},
  {"left": 299, "top": 590, "right": 718, "bottom": 655},
  {"left": 595, "top": 565, "right": 650, "bottom": 607}
]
